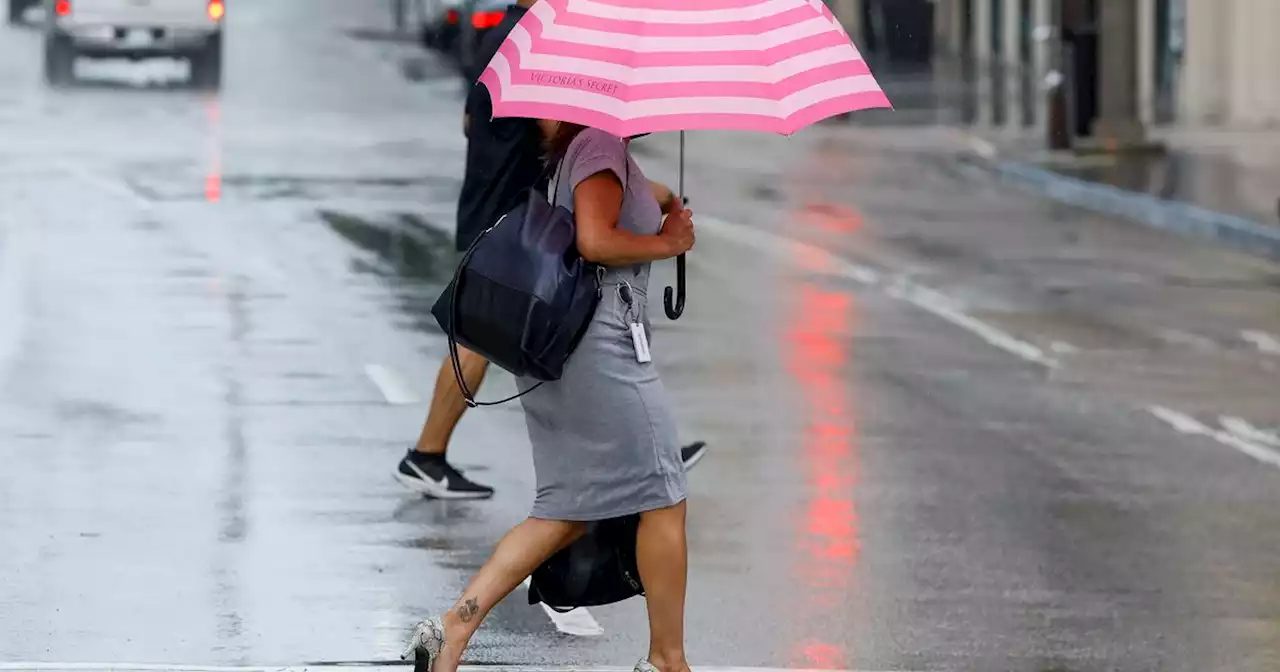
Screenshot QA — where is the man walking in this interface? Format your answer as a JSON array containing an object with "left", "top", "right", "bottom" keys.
[{"left": 394, "top": 0, "right": 709, "bottom": 499}]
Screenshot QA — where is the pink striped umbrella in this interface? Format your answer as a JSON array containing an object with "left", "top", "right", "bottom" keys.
[{"left": 477, "top": 0, "right": 891, "bottom": 317}]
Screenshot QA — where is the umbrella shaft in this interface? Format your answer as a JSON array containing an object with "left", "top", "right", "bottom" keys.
[{"left": 678, "top": 131, "right": 685, "bottom": 201}]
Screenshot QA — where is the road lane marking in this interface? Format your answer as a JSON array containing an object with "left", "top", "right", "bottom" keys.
[
  {"left": 1050, "top": 340, "right": 1080, "bottom": 354},
  {"left": 1220, "top": 416, "right": 1280, "bottom": 449},
  {"left": 695, "top": 217, "right": 1059, "bottom": 369},
  {"left": 521, "top": 577, "right": 605, "bottom": 637},
  {"left": 364, "top": 364, "right": 421, "bottom": 405},
  {"left": 1150, "top": 406, "right": 1280, "bottom": 469},
  {"left": 1160, "top": 329, "right": 1218, "bottom": 351},
  {"left": 967, "top": 134, "right": 998, "bottom": 160},
  {"left": 1241, "top": 329, "right": 1280, "bottom": 355},
  {"left": 886, "top": 278, "right": 1060, "bottom": 369}
]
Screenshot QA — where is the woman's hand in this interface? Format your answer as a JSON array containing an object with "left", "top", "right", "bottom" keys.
[{"left": 660, "top": 206, "right": 695, "bottom": 257}]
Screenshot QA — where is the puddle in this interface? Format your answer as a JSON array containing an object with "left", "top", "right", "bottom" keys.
[
  {"left": 321, "top": 210, "right": 456, "bottom": 281},
  {"left": 120, "top": 169, "right": 461, "bottom": 202},
  {"left": 320, "top": 210, "right": 459, "bottom": 335},
  {"left": 1054, "top": 151, "right": 1280, "bottom": 228}
]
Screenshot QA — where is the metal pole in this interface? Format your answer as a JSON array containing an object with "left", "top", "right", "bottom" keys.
[{"left": 678, "top": 130, "right": 685, "bottom": 200}]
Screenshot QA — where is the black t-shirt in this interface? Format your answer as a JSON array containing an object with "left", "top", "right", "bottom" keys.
[{"left": 455, "top": 5, "right": 547, "bottom": 252}]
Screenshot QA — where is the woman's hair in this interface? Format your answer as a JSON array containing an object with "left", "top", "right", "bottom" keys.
[{"left": 544, "top": 121, "right": 587, "bottom": 166}]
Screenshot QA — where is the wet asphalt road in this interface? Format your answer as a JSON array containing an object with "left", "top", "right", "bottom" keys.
[{"left": 3, "top": 2, "right": 1280, "bottom": 671}]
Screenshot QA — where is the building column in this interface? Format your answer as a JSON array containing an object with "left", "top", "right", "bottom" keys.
[
  {"left": 832, "top": 0, "right": 864, "bottom": 46},
  {"left": 1261, "top": 0, "right": 1280, "bottom": 125},
  {"left": 1090, "top": 0, "right": 1147, "bottom": 145},
  {"left": 973, "top": 0, "right": 994, "bottom": 126},
  {"left": 997, "top": 0, "right": 1019, "bottom": 128},
  {"left": 932, "top": 0, "right": 953, "bottom": 56},
  {"left": 1178, "top": 0, "right": 1229, "bottom": 124},
  {"left": 1137, "top": 0, "right": 1156, "bottom": 124},
  {"left": 1227, "top": 0, "right": 1254, "bottom": 125},
  {"left": 1229, "top": 0, "right": 1280, "bottom": 126},
  {"left": 1031, "top": 0, "right": 1052, "bottom": 129}
]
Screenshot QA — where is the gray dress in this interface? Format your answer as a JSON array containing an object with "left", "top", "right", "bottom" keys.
[{"left": 516, "top": 128, "right": 687, "bottom": 522}]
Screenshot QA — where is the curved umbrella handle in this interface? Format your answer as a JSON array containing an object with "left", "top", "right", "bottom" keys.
[{"left": 663, "top": 253, "right": 686, "bottom": 320}]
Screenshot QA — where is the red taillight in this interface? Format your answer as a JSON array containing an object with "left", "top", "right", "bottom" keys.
[
  {"left": 54, "top": 0, "right": 71, "bottom": 16},
  {"left": 207, "top": 0, "right": 224, "bottom": 21},
  {"left": 471, "top": 11, "right": 502, "bottom": 29},
  {"left": 445, "top": 9, "right": 459, "bottom": 24}
]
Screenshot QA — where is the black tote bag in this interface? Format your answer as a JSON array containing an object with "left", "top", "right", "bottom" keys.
[
  {"left": 527, "top": 514, "right": 645, "bottom": 612},
  {"left": 431, "top": 181, "right": 602, "bottom": 405}
]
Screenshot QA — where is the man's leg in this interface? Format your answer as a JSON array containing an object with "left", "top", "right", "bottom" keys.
[
  {"left": 394, "top": 346, "right": 495, "bottom": 499},
  {"left": 415, "top": 346, "right": 489, "bottom": 455}
]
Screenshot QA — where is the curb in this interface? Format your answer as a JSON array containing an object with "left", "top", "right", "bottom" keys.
[{"left": 959, "top": 139, "right": 1280, "bottom": 262}]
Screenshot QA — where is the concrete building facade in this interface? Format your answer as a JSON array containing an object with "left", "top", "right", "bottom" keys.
[{"left": 931, "top": 0, "right": 1280, "bottom": 131}]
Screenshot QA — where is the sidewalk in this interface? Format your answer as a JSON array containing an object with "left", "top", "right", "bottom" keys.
[
  {"left": 839, "top": 55, "right": 1280, "bottom": 260},
  {"left": 963, "top": 126, "right": 1280, "bottom": 261}
]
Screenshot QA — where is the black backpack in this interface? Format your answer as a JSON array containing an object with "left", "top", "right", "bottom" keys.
[{"left": 527, "top": 515, "right": 644, "bottom": 611}]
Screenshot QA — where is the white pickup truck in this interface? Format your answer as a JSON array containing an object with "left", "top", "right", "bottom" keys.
[{"left": 43, "top": 0, "right": 224, "bottom": 89}]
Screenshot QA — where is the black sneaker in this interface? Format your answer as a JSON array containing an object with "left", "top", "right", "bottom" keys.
[
  {"left": 395, "top": 450, "right": 495, "bottom": 500},
  {"left": 680, "top": 441, "right": 709, "bottom": 470}
]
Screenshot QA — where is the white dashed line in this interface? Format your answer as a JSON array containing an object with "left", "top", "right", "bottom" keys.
[
  {"left": 1160, "top": 328, "right": 1218, "bottom": 351},
  {"left": 1049, "top": 340, "right": 1080, "bottom": 354},
  {"left": 967, "top": 134, "right": 998, "bottom": 160},
  {"left": 696, "top": 216, "right": 1058, "bottom": 369},
  {"left": 1150, "top": 406, "right": 1280, "bottom": 469},
  {"left": 1241, "top": 329, "right": 1280, "bottom": 355},
  {"left": 521, "top": 577, "right": 605, "bottom": 637},
  {"left": 1219, "top": 416, "right": 1280, "bottom": 449},
  {"left": 363, "top": 364, "right": 421, "bottom": 405},
  {"left": 886, "top": 278, "right": 1060, "bottom": 369}
]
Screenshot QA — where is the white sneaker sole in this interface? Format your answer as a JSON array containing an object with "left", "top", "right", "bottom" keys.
[
  {"left": 682, "top": 444, "right": 709, "bottom": 471},
  {"left": 394, "top": 469, "right": 493, "bottom": 500}
]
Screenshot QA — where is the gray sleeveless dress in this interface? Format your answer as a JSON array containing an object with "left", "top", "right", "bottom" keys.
[{"left": 515, "top": 128, "right": 687, "bottom": 521}]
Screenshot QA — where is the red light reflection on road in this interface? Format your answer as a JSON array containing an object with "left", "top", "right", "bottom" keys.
[
  {"left": 205, "top": 98, "right": 222, "bottom": 203},
  {"left": 799, "top": 201, "right": 863, "bottom": 233},
  {"left": 783, "top": 281, "right": 859, "bottom": 669}
]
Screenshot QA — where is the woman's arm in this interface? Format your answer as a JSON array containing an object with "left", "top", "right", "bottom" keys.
[
  {"left": 649, "top": 180, "right": 679, "bottom": 215},
  {"left": 575, "top": 172, "right": 683, "bottom": 266}
]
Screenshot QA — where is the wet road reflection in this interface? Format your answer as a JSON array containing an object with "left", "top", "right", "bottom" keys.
[
  {"left": 5, "top": 0, "right": 1280, "bottom": 668},
  {"left": 205, "top": 98, "right": 223, "bottom": 203},
  {"left": 784, "top": 221, "right": 860, "bottom": 668}
]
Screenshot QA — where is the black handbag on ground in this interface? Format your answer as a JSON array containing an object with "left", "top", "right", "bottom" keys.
[
  {"left": 527, "top": 514, "right": 645, "bottom": 612},
  {"left": 431, "top": 158, "right": 610, "bottom": 406}
]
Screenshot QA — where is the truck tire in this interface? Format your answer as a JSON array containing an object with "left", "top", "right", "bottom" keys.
[
  {"left": 43, "top": 32, "right": 75, "bottom": 87},
  {"left": 190, "top": 33, "right": 223, "bottom": 90}
]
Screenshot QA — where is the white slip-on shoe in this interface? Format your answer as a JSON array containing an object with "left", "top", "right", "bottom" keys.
[
  {"left": 401, "top": 616, "right": 445, "bottom": 672},
  {"left": 634, "top": 660, "right": 661, "bottom": 672}
]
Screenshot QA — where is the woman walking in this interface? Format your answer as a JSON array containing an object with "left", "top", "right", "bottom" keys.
[{"left": 402, "top": 122, "right": 697, "bottom": 672}]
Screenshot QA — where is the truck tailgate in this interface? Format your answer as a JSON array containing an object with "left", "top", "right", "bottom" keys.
[{"left": 65, "top": 0, "right": 215, "bottom": 28}]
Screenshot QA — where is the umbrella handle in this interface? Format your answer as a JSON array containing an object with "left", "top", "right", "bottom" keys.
[{"left": 663, "top": 253, "right": 686, "bottom": 320}]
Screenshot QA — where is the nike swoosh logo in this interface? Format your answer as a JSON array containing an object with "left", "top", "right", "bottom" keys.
[{"left": 409, "top": 462, "right": 449, "bottom": 489}]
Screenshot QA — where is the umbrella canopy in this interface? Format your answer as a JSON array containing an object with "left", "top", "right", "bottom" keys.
[{"left": 478, "top": 0, "right": 891, "bottom": 137}]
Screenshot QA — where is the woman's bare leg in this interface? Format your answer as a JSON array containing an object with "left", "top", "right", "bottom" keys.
[
  {"left": 637, "top": 501, "right": 691, "bottom": 672},
  {"left": 430, "top": 518, "right": 587, "bottom": 672}
]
